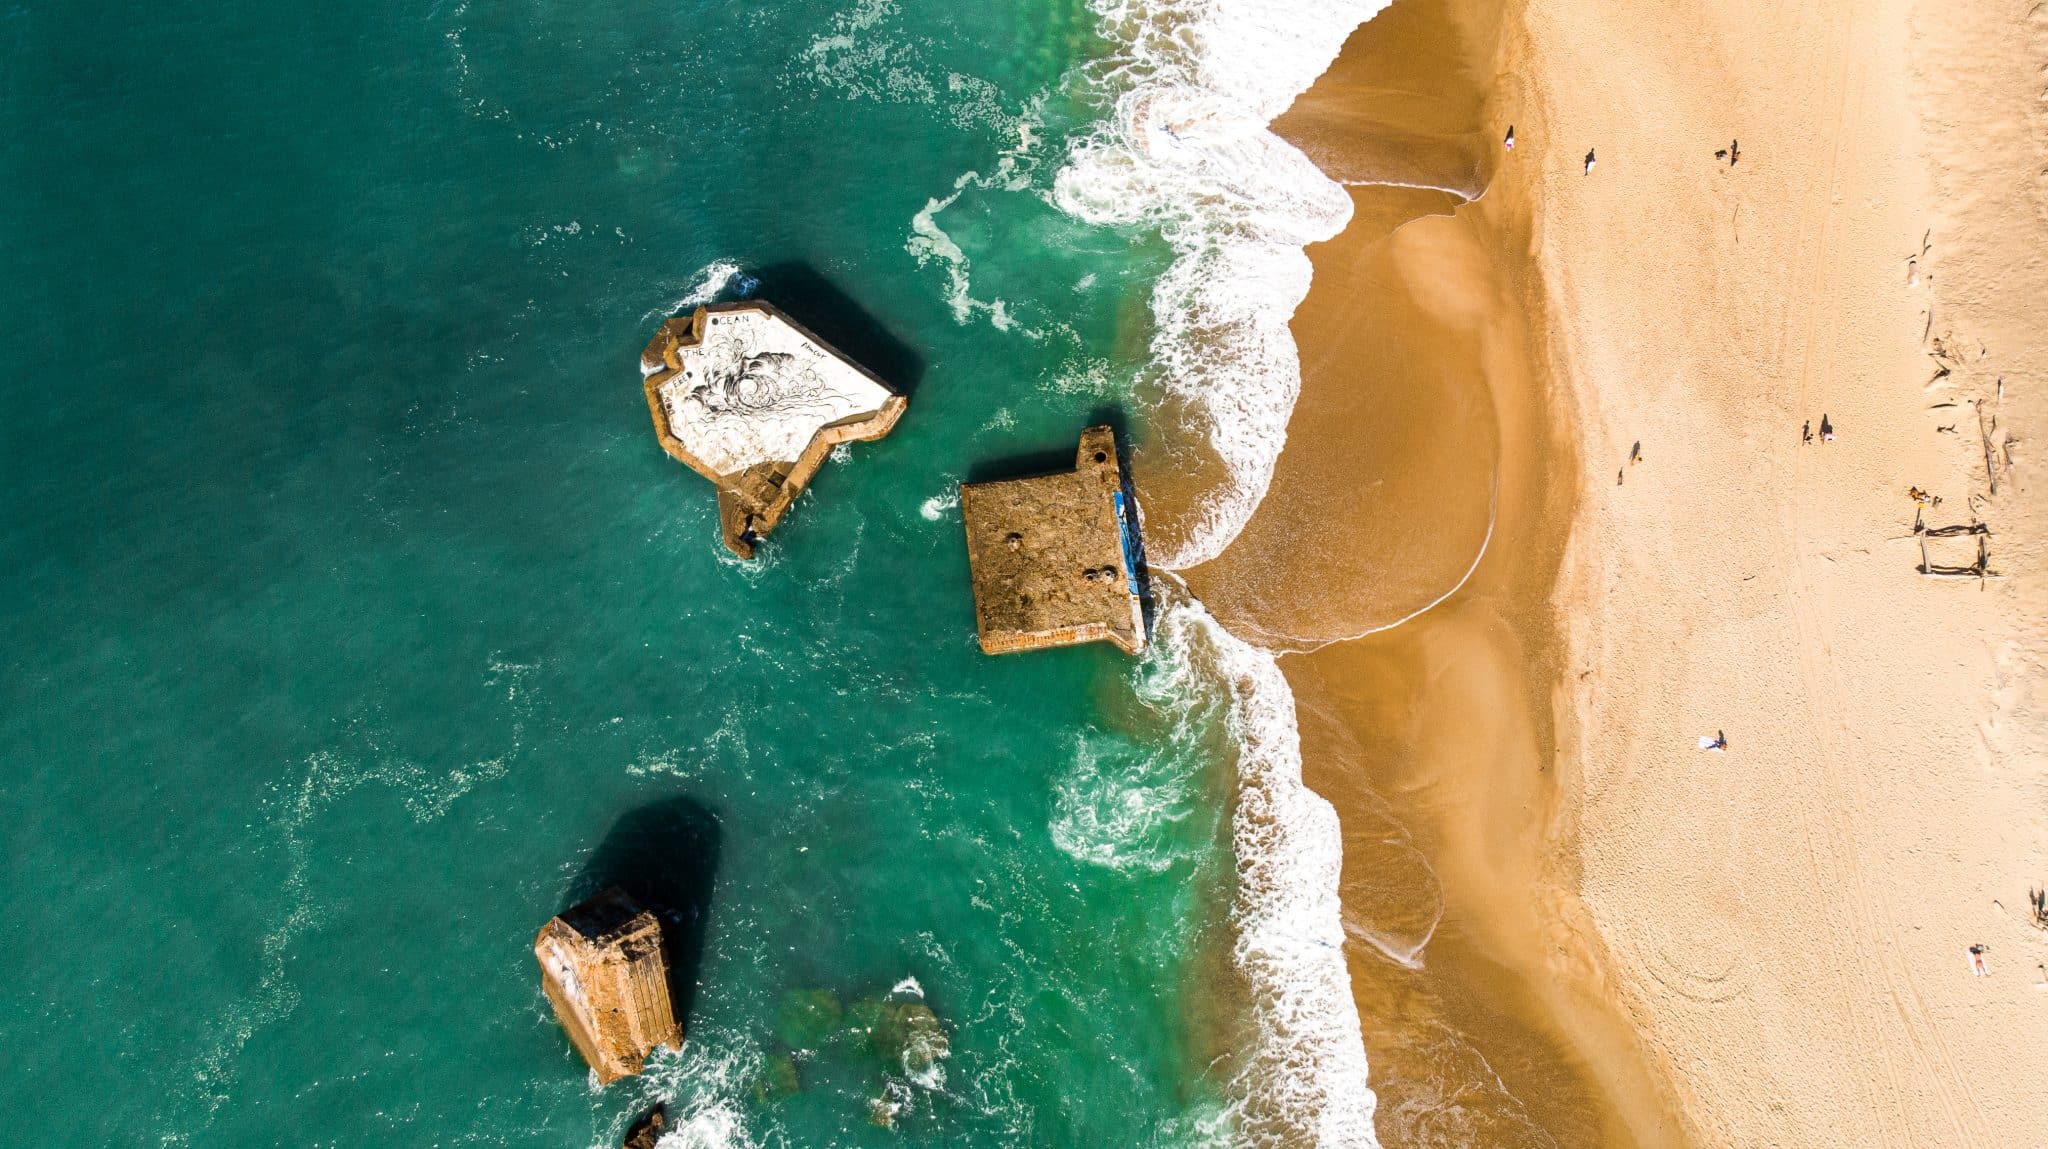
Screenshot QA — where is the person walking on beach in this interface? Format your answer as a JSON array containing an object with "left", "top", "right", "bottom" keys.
[
  {"left": 1819, "top": 414, "right": 1834, "bottom": 442},
  {"left": 1584, "top": 148, "right": 1596, "bottom": 175},
  {"left": 1802, "top": 420, "right": 1812, "bottom": 444},
  {"left": 1504, "top": 125, "right": 1515, "bottom": 151}
]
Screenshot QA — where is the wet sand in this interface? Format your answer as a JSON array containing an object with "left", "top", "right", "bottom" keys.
[
  {"left": 1192, "top": 3, "right": 1690, "bottom": 1144},
  {"left": 1186, "top": 0, "right": 2048, "bottom": 1144}
]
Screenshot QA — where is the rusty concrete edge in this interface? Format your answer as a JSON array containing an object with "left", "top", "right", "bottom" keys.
[{"left": 976, "top": 622, "right": 1144, "bottom": 656}]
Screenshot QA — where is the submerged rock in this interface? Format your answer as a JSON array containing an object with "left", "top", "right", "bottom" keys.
[
  {"left": 621, "top": 1104, "right": 664, "bottom": 1149},
  {"left": 868, "top": 1086, "right": 907, "bottom": 1129},
  {"left": 847, "top": 995, "right": 950, "bottom": 1078},
  {"left": 772, "top": 988, "right": 843, "bottom": 1051},
  {"left": 751, "top": 1053, "right": 802, "bottom": 1104},
  {"left": 879, "top": 1002, "right": 950, "bottom": 1077},
  {"left": 766, "top": 980, "right": 949, "bottom": 1127}
]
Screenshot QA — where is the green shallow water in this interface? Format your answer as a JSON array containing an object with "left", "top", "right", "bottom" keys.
[{"left": 0, "top": 0, "right": 1251, "bottom": 1144}]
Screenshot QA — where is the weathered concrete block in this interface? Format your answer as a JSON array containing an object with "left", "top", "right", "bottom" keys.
[
  {"left": 534, "top": 888, "right": 684, "bottom": 1084},
  {"left": 960, "top": 426, "right": 1146, "bottom": 655},
  {"left": 641, "top": 301, "right": 906, "bottom": 557}
]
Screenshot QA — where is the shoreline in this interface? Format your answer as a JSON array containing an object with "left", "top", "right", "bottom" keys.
[
  {"left": 1193, "top": 0, "right": 2048, "bottom": 1144},
  {"left": 1192, "top": 1, "right": 1693, "bottom": 1142}
]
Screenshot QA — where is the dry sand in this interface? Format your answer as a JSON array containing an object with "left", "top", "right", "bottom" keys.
[
  {"left": 1190, "top": 0, "right": 2048, "bottom": 1144},
  {"left": 1527, "top": 0, "right": 2048, "bottom": 1143}
]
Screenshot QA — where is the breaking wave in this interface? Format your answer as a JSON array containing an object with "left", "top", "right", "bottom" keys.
[
  {"left": 1052, "top": 2, "right": 1393, "bottom": 1143},
  {"left": 918, "top": 489, "right": 959, "bottom": 521},
  {"left": 612, "top": 1033, "right": 765, "bottom": 1149},
  {"left": 1152, "top": 592, "right": 1376, "bottom": 1147},
  {"left": 1054, "top": 0, "right": 1392, "bottom": 569},
  {"left": 673, "top": 259, "right": 758, "bottom": 311}
]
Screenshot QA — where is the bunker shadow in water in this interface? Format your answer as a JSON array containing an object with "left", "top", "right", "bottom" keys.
[
  {"left": 746, "top": 262, "right": 926, "bottom": 397},
  {"left": 566, "top": 796, "right": 724, "bottom": 1031}
]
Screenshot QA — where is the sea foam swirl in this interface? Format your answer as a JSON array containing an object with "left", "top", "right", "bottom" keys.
[{"left": 1054, "top": 0, "right": 1392, "bottom": 568}]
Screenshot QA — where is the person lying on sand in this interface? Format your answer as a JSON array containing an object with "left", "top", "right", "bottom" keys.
[
  {"left": 1969, "top": 944, "right": 1990, "bottom": 976},
  {"left": 1697, "top": 731, "right": 1727, "bottom": 752}
]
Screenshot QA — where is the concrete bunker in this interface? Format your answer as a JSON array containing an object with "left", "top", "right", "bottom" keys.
[
  {"left": 641, "top": 301, "right": 907, "bottom": 557},
  {"left": 534, "top": 887, "right": 685, "bottom": 1084},
  {"left": 959, "top": 425, "right": 1146, "bottom": 655}
]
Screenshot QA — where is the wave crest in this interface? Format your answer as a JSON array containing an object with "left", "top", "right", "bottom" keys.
[
  {"left": 1057, "top": 0, "right": 1390, "bottom": 1142},
  {"left": 1154, "top": 592, "right": 1377, "bottom": 1147}
]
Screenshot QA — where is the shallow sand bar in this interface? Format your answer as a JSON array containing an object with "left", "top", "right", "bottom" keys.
[
  {"left": 641, "top": 301, "right": 906, "bottom": 557},
  {"left": 961, "top": 426, "right": 1145, "bottom": 655}
]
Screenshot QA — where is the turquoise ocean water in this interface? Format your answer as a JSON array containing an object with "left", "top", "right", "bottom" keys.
[{"left": 0, "top": 0, "right": 1351, "bottom": 1144}]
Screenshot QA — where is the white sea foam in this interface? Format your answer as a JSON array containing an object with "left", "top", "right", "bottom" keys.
[
  {"left": 158, "top": 659, "right": 538, "bottom": 1147},
  {"left": 1045, "top": 354, "right": 1123, "bottom": 398},
  {"left": 620, "top": 1033, "right": 764, "bottom": 1149},
  {"left": 800, "top": 0, "right": 939, "bottom": 106},
  {"left": 906, "top": 167, "right": 1054, "bottom": 338},
  {"left": 1054, "top": 0, "right": 1391, "bottom": 569},
  {"left": 677, "top": 259, "right": 757, "bottom": 310},
  {"left": 907, "top": 179, "right": 1021, "bottom": 331},
  {"left": 918, "top": 490, "right": 959, "bottom": 521},
  {"left": 1053, "top": 3, "right": 1392, "bottom": 1142},
  {"left": 641, "top": 260, "right": 760, "bottom": 330},
  {"left": 1050, "top": 728, "right": 1197, "bottom": 874},
  {"left": 1152, "top": 593, "right": 1377, "bottom": 1147},
  {"left": 801, "top": 0, "right": 1047, "bottom": 141},
  {"left": 1368, "top": 1019, "right": 1556, "bottom": 1148},
  {"left": 1048, "top": 595, "right": 1234, "bottom": 879}
]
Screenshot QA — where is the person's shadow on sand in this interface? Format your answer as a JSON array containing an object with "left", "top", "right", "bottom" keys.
[{"left": 566, "top": 796, "right": 723, "bottom": 1031}]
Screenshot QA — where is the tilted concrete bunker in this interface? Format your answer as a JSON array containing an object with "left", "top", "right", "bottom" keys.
[
  {"left": 641, "top": 301, "right": 907, "bottom": 557},
  {"left": 534, "top": 887, "right": 684, "bottom": 1084},
  {"left": 959, "top": 426, "right": 1146, "bottom": 655}
]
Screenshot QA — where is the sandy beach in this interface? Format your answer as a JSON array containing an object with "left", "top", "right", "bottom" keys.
[
  {"left": 1192, "top": 0, "right": 2048, "bottom": 1143},
  {"left": 1527, "top": 0, "right": 2048, "bottom": 1142}
]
